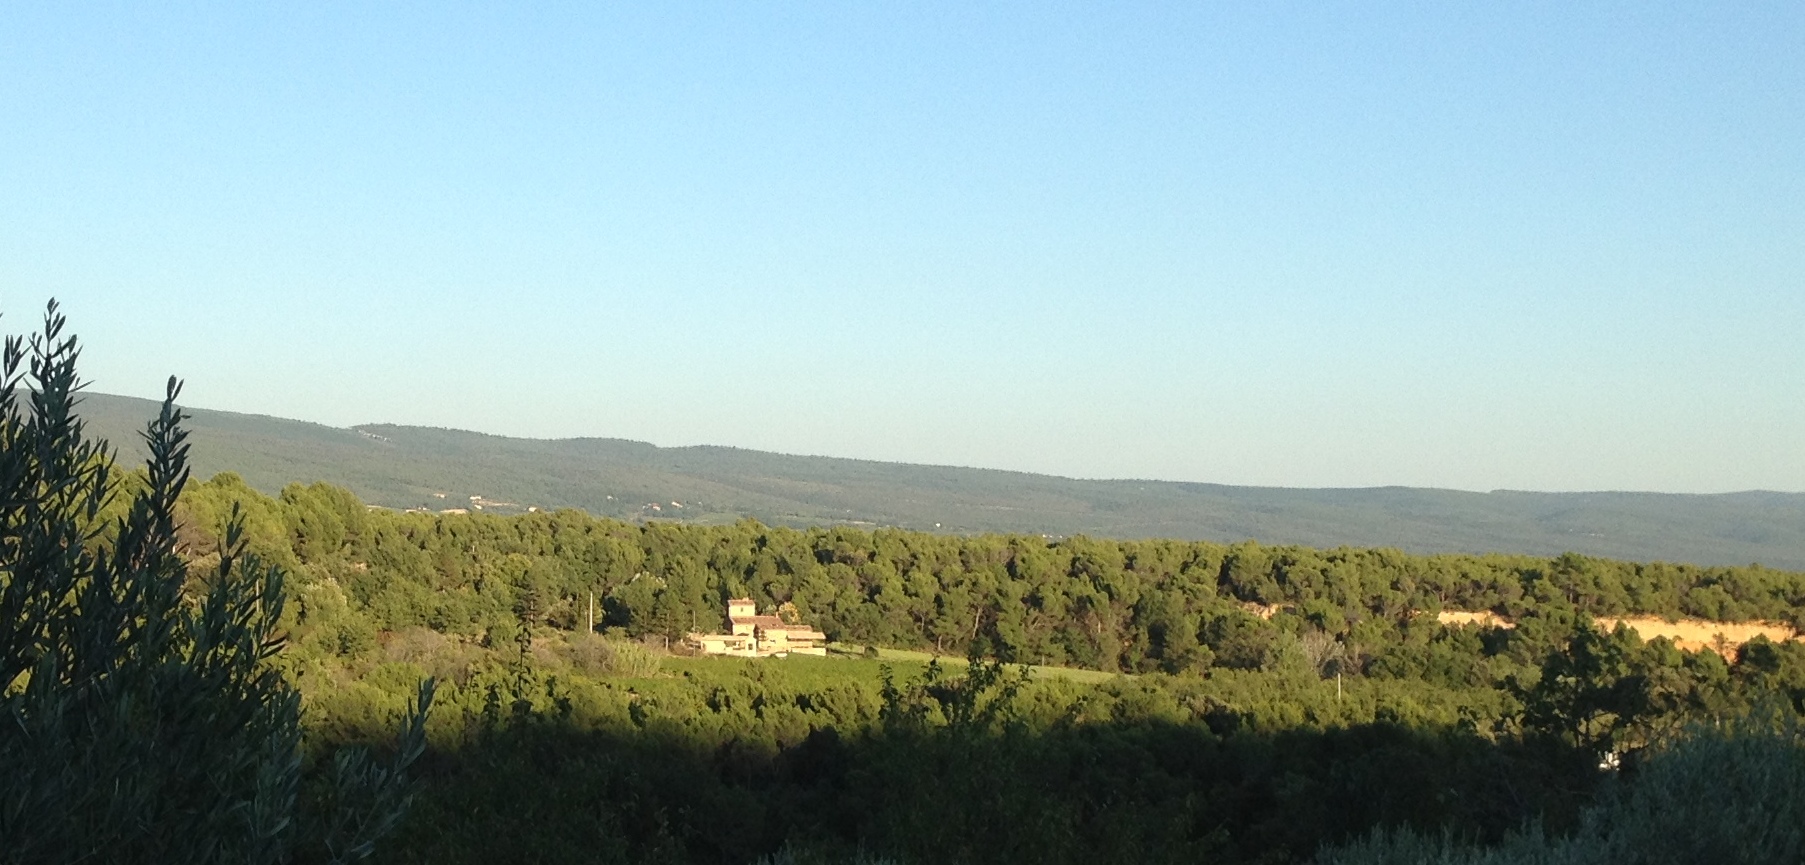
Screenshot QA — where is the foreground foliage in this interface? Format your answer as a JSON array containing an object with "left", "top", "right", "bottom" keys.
[
  {"left": 1320, "top": 712, "right": 1805, "bottom": 865},
  {"left": 0, "top": 306, "right": 430, "bottom": 864}
]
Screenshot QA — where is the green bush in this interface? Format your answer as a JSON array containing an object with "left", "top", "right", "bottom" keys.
[
  {"left": 1317, "top": 711, "right": 1805, "bottom": 865},
  {"left": 562, "top": 632, "right": 664, "bottom": 678},
  {"left": 0, "top": 304, "right": 432, "bottom": 864}
]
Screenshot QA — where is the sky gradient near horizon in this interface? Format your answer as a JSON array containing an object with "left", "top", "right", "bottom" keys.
[{"left": 4, "top": 3, "right": 1802, "bottom": 493}]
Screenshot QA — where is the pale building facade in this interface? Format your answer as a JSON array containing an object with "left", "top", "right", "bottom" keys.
[{"left": 687, "top": 598, "right": 827, "bottom": 657}]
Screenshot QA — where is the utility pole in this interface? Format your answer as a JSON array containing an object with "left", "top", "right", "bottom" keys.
[{"left": 588, "top": 592, "right": 595, "bottom": 634}]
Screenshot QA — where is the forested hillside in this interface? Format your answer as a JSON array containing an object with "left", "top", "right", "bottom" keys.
[
  {"left": 162, "top": 473, "right": 1805, "bottom": 864},
  {"left": 79, "top": 392, "right": 1805, "bottom": 569},
  {"left": 180, "top": 474, "right": 1805, "bottom": 677}
]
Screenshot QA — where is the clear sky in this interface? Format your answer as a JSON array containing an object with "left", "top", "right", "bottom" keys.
[{"left": 3, "top": 3, "right": 1801, "bottom": 493}]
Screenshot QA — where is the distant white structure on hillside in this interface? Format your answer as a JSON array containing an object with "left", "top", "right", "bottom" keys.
[{"left": 686, "top": 598, "right": 827, "bottom": 657}]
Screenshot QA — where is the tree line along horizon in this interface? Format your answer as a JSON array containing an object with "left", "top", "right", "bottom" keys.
[{"left": 174, "top": 470, "right": 1805, "bottom": 670}]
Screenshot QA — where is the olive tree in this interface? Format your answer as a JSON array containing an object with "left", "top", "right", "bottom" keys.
[{"left": 0, "top": 303, "right": 431, "bottom": 864}]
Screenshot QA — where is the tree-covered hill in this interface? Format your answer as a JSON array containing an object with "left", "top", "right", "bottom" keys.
[
  {"left": 76, "top": 391, "right": 1805, "bottom": 569},
  {"left": 172, "top": 474, "right": 1805, "bottom": 865}
]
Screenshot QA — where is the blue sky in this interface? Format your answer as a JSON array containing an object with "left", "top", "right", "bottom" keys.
[{"left": 3, "top": 2, "right": 1801, "bottom": 492}]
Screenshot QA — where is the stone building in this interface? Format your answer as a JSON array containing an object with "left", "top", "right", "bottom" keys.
[{"left": 687, "top": 598, "right": 827, "bottom": 657}]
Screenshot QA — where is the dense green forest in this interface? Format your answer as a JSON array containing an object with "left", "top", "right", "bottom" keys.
[
  {"left": 179, "top": 473, "right": 1805, "bottom": 669},
  {"left": 157, "top": 472, "right": 1805, "bottom": 864}
]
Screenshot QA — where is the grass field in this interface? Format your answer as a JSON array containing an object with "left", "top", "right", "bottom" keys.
[
  {"left": 826, "top": 644, "right": 1125, "bottom": 684},
  {"left": 652, "top": 644, "right": 1125, "bottom": 686}
]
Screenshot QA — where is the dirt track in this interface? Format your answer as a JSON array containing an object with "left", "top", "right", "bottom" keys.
[{"left": 1437, "top": 611, "right": 1803, "bottom": 657}]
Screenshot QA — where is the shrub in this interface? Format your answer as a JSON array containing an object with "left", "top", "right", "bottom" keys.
[
  {"left": 1317, "top": 710, "right": 1805, "bottom": 865},
  {"left": 563, "top": 632, "right": 664, "bottom": 678},
  {"left": 0, "top": 303, "right": 431, "bottom": 864}
]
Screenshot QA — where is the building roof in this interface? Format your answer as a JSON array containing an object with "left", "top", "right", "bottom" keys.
[
  {"left": 730, "top": 614, "right": 787, "bottom": 629},
  {"left": 773, "top": 629, "right": 827, "bottom": 641}
]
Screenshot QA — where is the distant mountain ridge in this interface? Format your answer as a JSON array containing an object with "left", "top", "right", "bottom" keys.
[{"left": 75, "top": 391, "right": 1805, "bottom": 570}]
